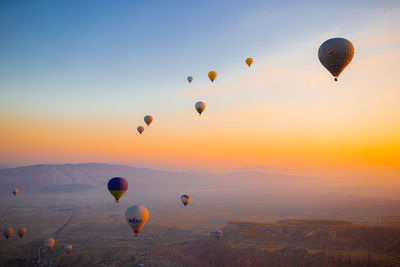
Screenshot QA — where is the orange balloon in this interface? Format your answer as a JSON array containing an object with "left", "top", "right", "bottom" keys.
[{"left": 208, "top": 71, "right": 217, "bottom": 82}]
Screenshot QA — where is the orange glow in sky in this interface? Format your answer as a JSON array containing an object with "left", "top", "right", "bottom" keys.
[{"left": 0, "top": 7, "right": 399, "bottom": 181}]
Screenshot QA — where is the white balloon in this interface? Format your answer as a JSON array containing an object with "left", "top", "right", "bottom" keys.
[{"left": 125, "top": 205, "right": 149, "bottom": 236}]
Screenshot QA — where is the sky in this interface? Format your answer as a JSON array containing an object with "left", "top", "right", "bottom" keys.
[{"left": 0, "top": 0, "right": 399, "bottom": 178}]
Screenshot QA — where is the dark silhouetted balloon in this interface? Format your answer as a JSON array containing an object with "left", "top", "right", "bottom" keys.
[
  {"left": 17, "top": 227, "right": 27, "bottom": 238},
  {"left": 3, "top": 227, "right": 13, "bottom": 240},
  {"left": 195, "top": 101, "right": 206, "bottom": 116},
  {"left": 180, "top": 194, "right": 191, "bottom": 207},
  {"left": 318, "top": 38, "right": 354, "bottom": 81},
  {"left": 144, "top": 115, "right": 153, "bottom": 126}
]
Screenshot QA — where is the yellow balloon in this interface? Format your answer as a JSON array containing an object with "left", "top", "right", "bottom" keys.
[
  {"left": 208, "top": 71, "right": 217, "bottom": 82},
  {"left": 245, "top": 58, "right": 253, "bottom": 67}
]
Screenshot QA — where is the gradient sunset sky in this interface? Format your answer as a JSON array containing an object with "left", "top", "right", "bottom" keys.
[{"left": 0, "top": 1, "right": 399, "bottom": 176}]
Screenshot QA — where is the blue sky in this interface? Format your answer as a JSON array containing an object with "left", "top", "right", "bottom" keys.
[{"left": 1, "top": 0, "right": 398, "bottom": 117}]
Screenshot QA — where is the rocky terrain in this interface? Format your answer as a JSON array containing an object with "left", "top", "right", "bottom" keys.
[{"left": 177, "top": 220, "right": 400, "bottom": 267}]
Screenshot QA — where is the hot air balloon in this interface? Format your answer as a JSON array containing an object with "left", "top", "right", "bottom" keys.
[
  {"left": 13, "top": 189, "right": 18, "bottom": 196},
  {"left": 64, "top": 244, "right": 72, "bottom": 254},
  {"left": 318, "top": 38, "right": 354, "bottom": 81},
  {"left": 137, "top": 126, "right": 144, "bottom": 135},
  {"left": 187, "top": 76, "right": 193, "bottom": 83},
  {"left": 214, "top": 230, "right": 223, "bottom": 240},
  {"left": 144, "top": 115, "right": 153, "bottom": 127},
  {"left": 245, "top": 58, "right": 253, "bottom": 67},
  {"left": 3, "top": 227, "right": 13, "bottom": 240},
  {"left": 208, "top": 71, "right": 217, "bottom": 83},
  {"left": 125, "top": 205, "right": 149, "bottom": 236},
  {"left": 107, "top": 177, "right": 128, "bottom": 203},
  {"left": 17, "top": 227, "right": 27, "bottom": 238},
  {"left": 195, "top": 101, "right": 206, "bottom": 116},
  {"left": 180, "top": 194, "right": 191, "bottom": 207},
  {"left": 43, "top": 238, "right": 55, "bottom": 250}
]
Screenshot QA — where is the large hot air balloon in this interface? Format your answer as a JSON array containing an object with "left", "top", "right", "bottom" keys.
[
  {"left": 318, "top": 38, "right": 354, "bottom": 81},
  {"left": 17, "top": 227, "right": 27, "bottom": 238},
  {"left": 195, "top": 101, "right": 206, "bottom": 116},
  {"left": 125, "top": 205, "right": 149, "bottom": 236},
  {"left": 108, "top": 177, "right": 128, "bottom": 203},
  {"left": 245, "top": 58, "right": 253, "bottom": 67},
  {"left": 43, "top": 238, "right": 55, "bottom": 250},
  {"left": 180, "top": 194, "right": 191, "bottom": 207},
  {"left": 208, "top": 71, "right": 217, "bottom": 83},
  {"left": 137, "top": 126, "right": 144, "bottom": 135},
  {"left": 144, "top": 115, "right": 153, "bottom": 126},
  {"left": 214, "top": 230, "right": 223, "bottom": 240},
  {"left": 3, "top": 227, "right": 13, "bottom": 240},
  {"left": 187, "top": 76, "right": 193, "bottom": 83},
  {"left": 64, "top": 244, "right": 72, "bottom": 254},
  {"left": 13, "top": 189, "right": 18, "bottom": 196}
]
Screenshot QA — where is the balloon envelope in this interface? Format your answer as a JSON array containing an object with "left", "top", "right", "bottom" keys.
[
  {"left": 180, "top": 194, "right": 191, "bottom": 207},
  {"left": 318, "top": 38, "right": 354, "bottom": 81},
  {"left": 187, "top": 76, "right": 193, "bottom": 83},
  {"left": 125, "top": 205, "right": 149, "bottom": 236},
  {"left": 214, "top": 230, "right": 223, "bottom": 240},
  {"left": 137, "top": 126, "right": 144, "bottom": 134},
  {"left": 44, "top": 238, "right": 55, "bottom": 250},
  {"left": 3, "top": 227, "right": 13, "bottom": 239},
  {"left": 144, "top": 115, "right": 153, "bottom": 126},
  {"left": 245, "top": 58, "right": 253, "bottom": 67},
  {"left": 195, "top": 101, "right": 206, "bottom": 115},
  {"left": 64, "top": 244, "right": 72, "bottom": 254},
  {"left": 208, "top": 71, "right": 217, "bottom": 82},
  {"left": 108, "top": 177, "right": 128, "bottom": 203},
  {"left": 17, "top": 227, "right": 27, "bottom": 238}
]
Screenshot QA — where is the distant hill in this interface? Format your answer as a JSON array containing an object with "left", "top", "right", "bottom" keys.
[
  {"left": 373, "top": 216, "right": 400, "bottom": 227},
  {"left": 0, "top": 162, "right": 319, "bottom": 195},
  {"left": 179, "top": 220, "right": 400, "bottom": 266}
]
